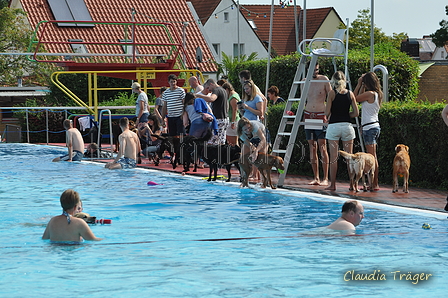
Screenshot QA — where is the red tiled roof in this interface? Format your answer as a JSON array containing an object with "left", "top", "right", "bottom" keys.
[
  {"left": 18, "top": 0, "right": 216, "bottom": 72},
  {"left": 242, "top": 5, "right": 337, "bottom": 56},
  {"left": 188, "top": 0, "right": 221, "bottom": 25}
]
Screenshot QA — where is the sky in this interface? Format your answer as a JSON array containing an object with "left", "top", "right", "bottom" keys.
[{"left": 240, "top": 0, "right": 447, "bottom": 38}]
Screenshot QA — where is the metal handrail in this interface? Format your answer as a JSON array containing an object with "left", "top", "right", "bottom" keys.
[
  {"left": 373, "top": 65, "right": 389, "bottom": 102},
  {"left": 97, "top": 109, "right": 114, "bottom": 153},
  {"left": 5, "top": 106, "right": 136, "bottom": 144}
]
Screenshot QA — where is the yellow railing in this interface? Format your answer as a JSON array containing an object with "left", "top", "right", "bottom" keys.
[{"left": 50, "top": 69, "right": 205, "bottom": 121}]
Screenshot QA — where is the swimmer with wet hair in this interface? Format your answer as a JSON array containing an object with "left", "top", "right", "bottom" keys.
[
  {"left": 42, "top": 189, "right": 102, "bottom": 242},
  {"left": 327, "top": 200, "right": 364, "bottom": 234}
]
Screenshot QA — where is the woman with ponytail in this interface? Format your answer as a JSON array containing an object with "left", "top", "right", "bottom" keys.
[
  {"left": 324, "top": 71, "right": 359, "bottom": 191},
  {"left": 354, "top": 72, "right": 383, "bottom": 191}
]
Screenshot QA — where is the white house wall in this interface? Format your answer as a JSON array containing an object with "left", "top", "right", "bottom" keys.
[{"left": 201, "top": 0, "right": 269, "bottom": 64}]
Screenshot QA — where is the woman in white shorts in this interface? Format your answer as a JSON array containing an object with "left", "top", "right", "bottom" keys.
[{"left": 324, "top": 71, "right": 359, "bottom": 191}]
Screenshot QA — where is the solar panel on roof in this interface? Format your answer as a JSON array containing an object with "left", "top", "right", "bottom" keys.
[
  {"left": 47, "top": 0, "right": 74, "bottom": 27},
  {"left": 67, "top": 0, "right": 94, "bottom": 27},
  {"left": 47, "top": 0, "right": 94, "bottom": 27}
]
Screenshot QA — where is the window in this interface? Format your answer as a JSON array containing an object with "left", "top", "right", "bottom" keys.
[
  {"left": 248, "top": 19, "right": 257, "bottom": 30},
  {"left": 233, "top": 44, "right": 244, "bottom": 57},
  {"left": 47, "top": 0, "right": 94, "bottom": 27},
  {"left": 69, "top": 39, "right": 88, "bottom": 54},
  {"left": 212, "top": 43, "right": 220, "bottom": 59},
  {"left": 224, "top": 12, "right": 229, "bottom": 23},
  {"left": 119, "top": 39, "right": 139, "bottom": 55}
]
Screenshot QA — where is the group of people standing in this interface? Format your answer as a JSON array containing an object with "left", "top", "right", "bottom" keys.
[{"left": 304, "top": 62, "right": 383, "bottom": 191}]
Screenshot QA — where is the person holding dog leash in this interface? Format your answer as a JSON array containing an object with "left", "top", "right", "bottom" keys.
[{"left": 354, "top": 72, "right": 383, "bottom": 191}]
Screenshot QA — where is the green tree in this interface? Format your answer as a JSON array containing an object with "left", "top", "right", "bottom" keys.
[
  {"left": 346, "top": 8, "right": 407, "bottom": 50},
  {"left": 0, "top": 4, "right": 54, "bottom": 85},
  {"left": 430, "top": 6, "right": 448, "bottom": 47}
]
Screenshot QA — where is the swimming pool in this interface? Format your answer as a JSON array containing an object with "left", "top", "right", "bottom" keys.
[{"left": 1, "top": 143, "right": 447, "bottom": 297}]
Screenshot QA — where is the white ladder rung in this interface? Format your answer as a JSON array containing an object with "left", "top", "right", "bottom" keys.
[
  {"left": 283, "top": 115, "right": 295, "bottom": 119},
  {"left": 287, "top": 98, "right": 301, "bottom": 102},
  {"left": 276, "top": 132, "right": 291, "bottom": 136},
  {"left": 272, "top": 149, "right": 287, "bottom": 154}
]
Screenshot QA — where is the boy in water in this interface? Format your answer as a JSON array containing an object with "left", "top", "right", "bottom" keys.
[
  {"left": 105, "top": 117, "right": 141, "bottom": 169},
  {"left": 42, "top": 189, "right": 102, "bottom": 242}
]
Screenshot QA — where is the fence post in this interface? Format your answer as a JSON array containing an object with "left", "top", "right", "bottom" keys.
[{"left": 46, "top": 109, "right": 49, "bottom": 145}]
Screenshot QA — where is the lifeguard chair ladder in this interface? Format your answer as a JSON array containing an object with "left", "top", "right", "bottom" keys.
[{"left": 273, "top": 36, "right": 356, "bottom": 187}]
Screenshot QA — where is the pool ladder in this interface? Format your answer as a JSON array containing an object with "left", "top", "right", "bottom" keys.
[{"left": 97, "top": 109, "right": 115, "bottom": 157}]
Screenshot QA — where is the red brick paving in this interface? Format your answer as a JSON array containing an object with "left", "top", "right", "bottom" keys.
[
  {"left": 47, "top": 143, "right": 448, "bottom": 213},
  {"left": 134, "top": 156, "right": 448, "bottom": 213}
]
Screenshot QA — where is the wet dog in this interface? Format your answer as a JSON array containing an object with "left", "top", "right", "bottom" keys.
[
  {"left": 339, "top": 150, "right": 376, "bottom": 192},
  {"left": 239, "top": 153, "right": 284, "bottom": 189},
  {"left": 201, "top": 144, "right": 241, "bottom": 182},
  {"left": 392, "top": 144, "right": 411, "bottom": 193},
  {"left": 252, "top": 153, "right": 284, "bottom": 189}
]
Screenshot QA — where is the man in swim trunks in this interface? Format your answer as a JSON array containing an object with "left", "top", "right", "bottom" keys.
[
  {"left": 52, "top": 119, "right": 85, "bottom": 162},
  {"left": 42, "top": 189, "right": 102, "bottom": 242},
  {"left": 106, "top": 117, "right": 141, "bottom": 169},
  {"left": 327, "top": 200, "right": 364, "bottom": 234},
  {"left": 303, "top": 62, "right": 331, "bottom": 186}
]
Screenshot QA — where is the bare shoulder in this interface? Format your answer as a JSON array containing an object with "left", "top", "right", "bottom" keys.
[{"left": 317, "top": 75, "right": 329, "bottom": 81}]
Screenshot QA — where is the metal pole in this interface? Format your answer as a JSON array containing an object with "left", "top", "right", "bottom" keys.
[
  {"left": 370, "top": 0, "right": 374, "bottom": 71},
  {"left": 264, "top": 0, "right": 275, "bottom": 100},
  {"left": 26, "top": 109, "right": 30, "bottom": 143},
  {"left": 46, "top": 109, "right": 49, "bottom": 145},
  {"left": 294, "top": 0, "right": 299, "bottom": 52},
  {"left": 303, "top": 0, "right": 306, "bottom": 43},
  {"left": 237, "top": 0, "right": 240, "bottom": 61}
]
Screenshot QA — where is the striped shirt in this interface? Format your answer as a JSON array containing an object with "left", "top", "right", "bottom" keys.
[{"left": 162, "top": 87, "right": 185, "bottom": 117}]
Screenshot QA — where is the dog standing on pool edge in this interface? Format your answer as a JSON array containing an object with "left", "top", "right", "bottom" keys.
[
  {"left": 338, "top": 150, "right": 376, "bottom": 192},
  {"left": 393, "top": 144, "right": 411, "bottom": 193}
]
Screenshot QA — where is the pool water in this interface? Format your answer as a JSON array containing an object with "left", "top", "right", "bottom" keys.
[{"left": 1, "top": 143, "right": 447, "bottom": 297}]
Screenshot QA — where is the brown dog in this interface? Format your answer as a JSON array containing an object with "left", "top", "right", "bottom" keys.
[
  {"left": 239, "top": 153, "right": 284, "bottom": 189},
  {"left": 239, "top": 153, "right": 252, "bottom": 188},
  {"left": 392, "top": 144, "right": 410, "bottom": 193},
  {"left": 339, "top": 150, "right": 376, "bottom": 192}
]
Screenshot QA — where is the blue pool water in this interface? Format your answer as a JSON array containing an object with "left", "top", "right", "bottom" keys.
[{"left": 1, "top": 143, "right": 447, "bottom": 297}]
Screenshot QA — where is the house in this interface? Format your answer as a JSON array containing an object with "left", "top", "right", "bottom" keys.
[
  {"left": 188, "top": 0, "right": 344, "bottom": 61},
  {"left": 242, "top": 5, "right": 344, "bottom": 56},
  {"left": 187, "top": 0, "right": 269, "bottom": 62},
  {"left": 10, "top": 0, "right": 217, "bottom": 75}
]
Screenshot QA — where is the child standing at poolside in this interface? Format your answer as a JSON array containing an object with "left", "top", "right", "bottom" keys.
[{"left": 42, "top": 189, "right": 102, "bottom": 242}]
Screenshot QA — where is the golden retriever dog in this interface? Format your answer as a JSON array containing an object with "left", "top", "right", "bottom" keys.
[
  {"left": 392, "top": 144, "right": 410, "bottom": 193},
  {"left": 339, "top": 150, "right": 376, "bottom": 192},
  {"left": 239, "top": 153, "right": 284, "bottom": 189}
]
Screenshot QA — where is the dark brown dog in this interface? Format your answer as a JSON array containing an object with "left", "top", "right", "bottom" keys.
[
  {"left": 239, "top": 153, "right": 284, "bottom": 189},
  {"left": 339, "top": 150, "right": 376, "bottom": 192},
  {"left": 393, "top": 144, "right": 411, "bottom": 193}
]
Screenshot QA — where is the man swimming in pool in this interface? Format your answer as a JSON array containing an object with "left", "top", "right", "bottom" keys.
[
  {"left": 52, "top": 119, "right": 84, "bottom": 162},
  {"left": 327, "top": 200, "right": 364, "bottom": 234},
  {"left": 105, "top": 117, "right": 141, "bottom": 169},
  {"left": 42, "top": 189, "right": 102, "bottom": 242}
]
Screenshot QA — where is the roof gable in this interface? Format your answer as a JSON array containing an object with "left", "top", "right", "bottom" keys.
[
  {"left": 242, "top": 5, "right": 340, "bottom": 56},
  {"left": 188, "top": 0, "right": 222, "bottom": 25}
]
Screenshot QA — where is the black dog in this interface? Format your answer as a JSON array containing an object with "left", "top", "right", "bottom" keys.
[
  {"left": 201, "top": 144, "right": 241, "bottom": 182},
  {"left": 153, "top": 134, "right": 181, "bottom": 169},
  {"left": 180, "top": 129, "right": 213, "bottom": 173}
]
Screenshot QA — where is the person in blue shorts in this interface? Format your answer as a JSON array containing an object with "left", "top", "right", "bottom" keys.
[
  {"left": 106, "top": 117, "right": 141, "bottom": 169},
  {"left": 52, "top": 119, "right": 84, "bottom": 162}
]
